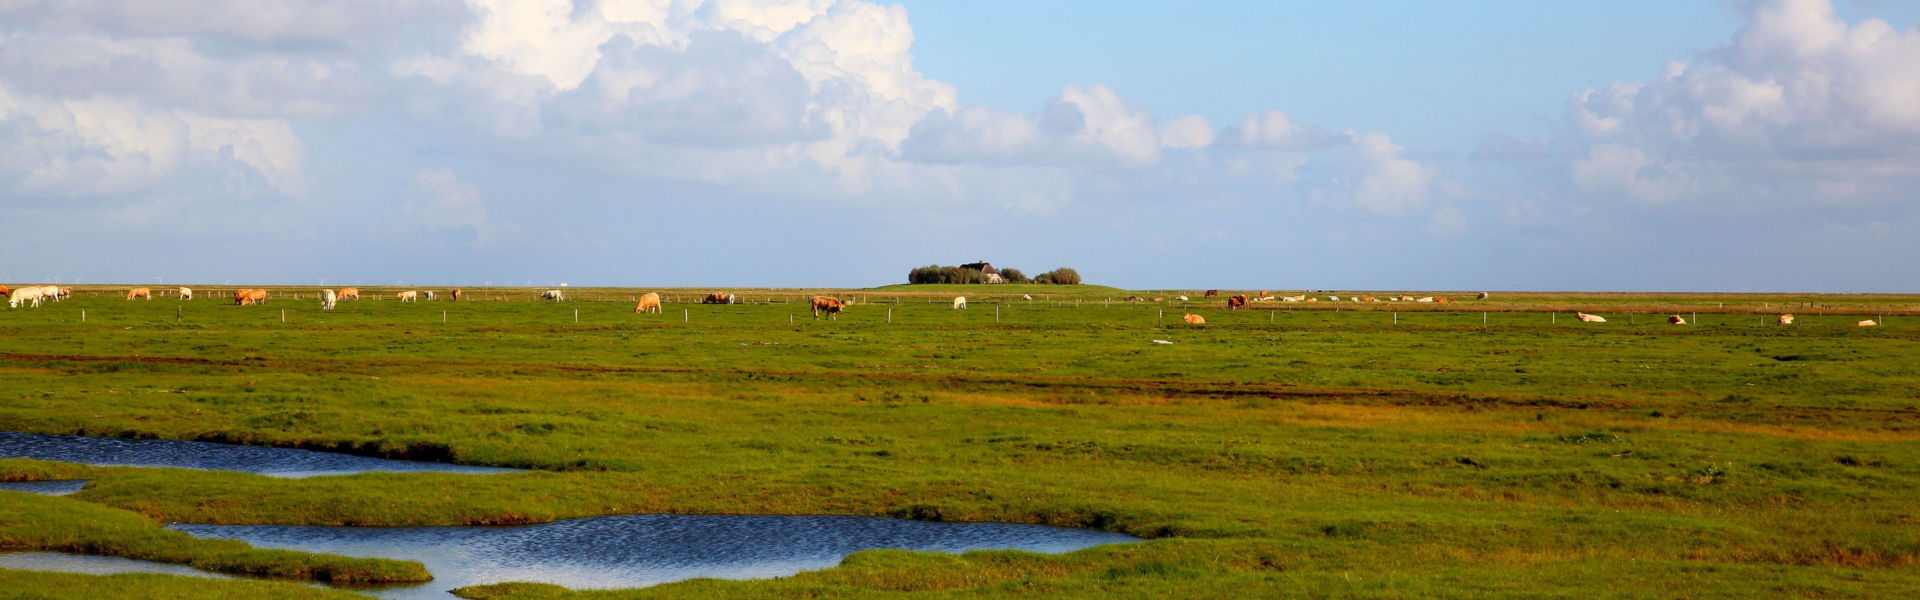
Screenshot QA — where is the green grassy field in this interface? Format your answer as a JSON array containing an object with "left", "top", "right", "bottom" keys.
[{"left": 2, "top": 285, "right": 1917, "bottom": 598}]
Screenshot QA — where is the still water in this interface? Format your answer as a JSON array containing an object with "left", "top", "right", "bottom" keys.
[
  {"left": 0, "top": 480, "right": 87, "bottom": 495},
  {"left": 170, "top": 514, "right": 1137, "bottom": 598},
  {"left": 0, "top": 431, "right": 519, "bottom": 477}
]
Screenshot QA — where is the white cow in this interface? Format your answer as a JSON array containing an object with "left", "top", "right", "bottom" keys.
[
  {"left": 1576, "top": 312, "right": 1607, "bottom": 323},
  {"left": 178, "top": 287, "right": 193, "bottom": 301},
  {"left": 425, "top": 291, "right": 436, "bottom": 301},
  {"left": 9, "top": 287, "right": 47, "bottom": 308},
  {"left": 1176, "top": 296, "right": 1189, "bottom": 301},
  {"left": 397, "top": 291, "right": 419, "bottom": 302},
  {"left": 1858, "top": 319, "right": 1878, "bottom": 327},
  {"left": 952, "top": 296, "right": 967, "bottom": 310},
  {"left": 1327, "top": 296, "right": 1340, "bottom": 302},
  {"left": 1415, "top": 297, "right": 1435, "bottom": 303},
  {"left": 321, "top": 289, "right": 337, "bottom": 311},
  {"left": 1021, "top": 294, "right": 1033, "bottom": 301},
  {"left": 541, "top": 289, "right": 565, "bottom": 301}
]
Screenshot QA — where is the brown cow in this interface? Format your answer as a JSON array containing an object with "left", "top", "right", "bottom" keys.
[
  {"left": 1183, "top": 313, "right": 1206, "bottom": 325},
  {"left": 1203, "top": 289, "right": 1219, "bottom": 297},
  {"left": 234, "top": 289, "right": 268, "bottom": 306},
  {"left": 1226, "top": 295, "right": 1249, "bottom": 310},
  {"left": 339, "top": 287, "right": 361, "bottom": 300},
  {"left": 810, "top": 296, "right": 846, "bottom": 319},
  {"left": 1150, "top": 296, "right": 1165, "bottom": 302},
  {"left": 126, "top": 287, "right": 151, "bottom": 300},
  {"left": 702, "top": 292, "right": 736, "bottom": 304},
  {"left": 450, "top": 289, "right": 462, "bottom": 301},
  {"left": 1124, "top": 296, "right": 1142, "bottom": 302},
  {"left": 634, "top": 292, "right": 662, "bottom": 313},
  {"left": 0, "top": 285, "right": 9, "bottom": 298}
]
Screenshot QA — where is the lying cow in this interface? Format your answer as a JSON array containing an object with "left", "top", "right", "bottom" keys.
[
  {"left": 1859, "top": 319, "right": 1878, "bottom": 327},
  {"left": 1183, "top": 313, "right": 1206, "bottom": 325},
  {"left": 1176, "top": 296, "right": 1189, "bottom": 301},
  {"left": 1226, "top": 295, "right": 1249, "bottom": 310},
  {"left": 1668, "top": 315, "right": 1687, "bottom": 325},
  {"left": 1576, "top": 312, "right": 1606, "bottom": 323},
  {"left": 952, "top": 296, "right": 967, "bottom": 310},
  {"left": 321, "top": 289, "right": 337, "bottom": 311},
  {"left": 702, "top": 292, "right": 736, "bottom": 305},
  {"left": 126, "top": 287, "right": 151, "bottom": 300},
  {"left": 810, "top": 296, "right": 846, "bottom": 319},
  {"left": 634, "top": 292, "right": 662, "bottom": 313},
  {"left": 1778, "top": 314, "right": 1795, "bottom": 325}
]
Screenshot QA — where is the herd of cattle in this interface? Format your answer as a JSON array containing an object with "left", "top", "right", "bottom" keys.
[{"left": 0, "top": 285, "right": 1887, "bottom": 326}]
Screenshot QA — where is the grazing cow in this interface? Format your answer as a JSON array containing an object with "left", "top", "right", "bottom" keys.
[
  {"left": 425, "top": 291, "right": 436, "bottom": 301},
  {"left": 450, "top": 289, "right": 462, "bottom": 301},
  {"left": 1576, "top": 312, "right": 1606, "bottom": 323},
  {"left": 339, "top": 287, "right": 361, "bottom": 301},
  {"left": 1183, "top": 313, "right": 1206, "bottom": 325},
  {"left": 178, "top": 287, "right": 193, "bottom": 301},
  {"left": 397, "top": 291, "right": 419, "bottom": 302},
  {"left": 321, "top": 289, "right": 337, "bottom": 311},
  {"left": 1326, "top": 296, "right": 1339, "bottom": 302},
  {"left": 1204, "top": 290, "right": 1220, "bottom": 297},
  {"left": 1858, "top": 319, "right": 1878, "bottom": 327},
  {"left": 540, "top": 289, "right": 565, "bottom": 302},
  {"left": 126, "top": 288, "right": 151, "bottom": 300},
  {"left": 702, "top": 292, "right": 736, "bottom": 305},
  {"left": 54, "top": 287, "right": 72, "bottom": 301},
  {"left": 1778, "top": 314, "right": 1795, "bottom": 325},
  {"left": 810, "top": 296, "right": 846, "bottom": 319},
  {"left": 634, "top": 292, "right": 662, "bottom": 313},
  {"left": 1226, "top": 295, "right": 1249, "bottom": 310},
  {"left": 9, "top": 287, "right": 46, "bottom": 308},
  {"left": 1477, "top": 292, "right": 1490, "bottom": 300},
  {"left": 952, "top": 296, "right": 967, "bottom": 310},
  {"left": 1668, "top": 315, "right": 1687, "bottom": 325}
]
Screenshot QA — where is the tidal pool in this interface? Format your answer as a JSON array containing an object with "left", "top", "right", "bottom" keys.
[
  {"left": 0, "top": 551, "right": 237, "bottom": 580},
  {"left": 0, "top": 480, "right": 87, "bottom": 495},
  {"left": 0, "top": 431, "right": 519, "bottom": 477},
  {"left": 171, "top": 514, "right": 1138, "bottom": 599}
]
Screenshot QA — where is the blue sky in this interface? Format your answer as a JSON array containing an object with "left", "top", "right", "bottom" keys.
[{"left": 3, "top": 0, "right": 1919, "bottom": 291}]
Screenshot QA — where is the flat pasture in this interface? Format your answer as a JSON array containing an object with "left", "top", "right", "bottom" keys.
[{"left": 2, "top": 286, "right": 1918, "bottom": 599}]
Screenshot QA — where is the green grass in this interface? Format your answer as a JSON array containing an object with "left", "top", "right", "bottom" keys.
[
  {"left": 1, "top": 288, "right": 1918, "bottom": 598},
  {"left": 864, "top": 283, "right": 1127, "bottom": 294}
]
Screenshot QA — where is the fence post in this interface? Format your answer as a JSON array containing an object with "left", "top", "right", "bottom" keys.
[
  {"left": 1158, "top": 309, "right": 1163, "bottom": 327},
  {"left": 176, "top": 306, "right": 182, "bottom": 323},
  {"left": 443, "top": 310, "right": 447, "bottom": 323},
  {"left": 1393, "top": 312, "right": 1397, "bottom": 325},
  {"left": 684, "top": 309, "right": 689, "bottom": 323},
  {"left": 1482, "top": 312, "right": 1487, "bottom": 326},
  {"left": 81, "top": 310, "right": 86, "bottom": 322},
  {"left": 887, "top": 308, "right": 893, "bottom": 323},
  {"left": 280, "top": 309, "right": 285, "bottom": 323},
  {"left": 995, "top": 305, "right": 1000, "bottom": 323},
  {"left": 574, "top": 309, "right": 578, "bottom": 323}
]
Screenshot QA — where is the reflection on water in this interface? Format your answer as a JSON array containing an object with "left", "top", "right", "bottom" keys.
[
  {"left": 173, "top": 514, "right": 1138, "bottom": 599},
  {"left": 0, "top": 552, "right": 236, "bottom": 580},
  {"left": 0, "top": 431, "right": 518, "bottom": 478},
  {"left": 0, "top": 480, "right": 88, "bottom": 495}
]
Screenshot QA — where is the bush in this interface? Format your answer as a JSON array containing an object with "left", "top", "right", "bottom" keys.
[
  {"left": 999, "top": 268, "right": 1030, "bottom": 284},
  {"left": 1033, "top": 268, "right": 1081, "bottom": 285},
  {"left": 907, "top": 265, "right": 988, "bottom": 285}
]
